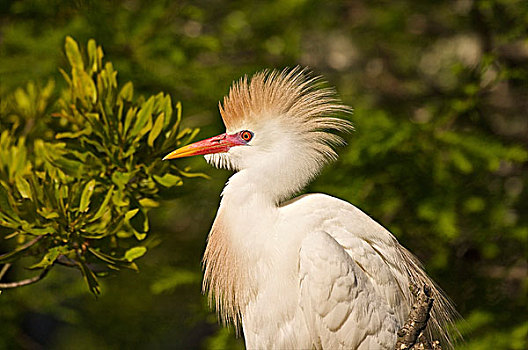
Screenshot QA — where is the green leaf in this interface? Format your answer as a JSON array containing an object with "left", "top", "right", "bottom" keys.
[
  {"left": 48, "top": 156, "right": 84, "bottom": 177},
  {"left": 101, "top": 62, "right": 117, "bottom": 89},
  {"left": 129, "top": 97, "right": 154, "bottom": 137},
  {"left": 73, "top": 68, "right": 97, "bottom": 104},
  {"left": 9, "top": 137, "right": 28, "bottom": 179},
  {"left": 28, "top": 173, "right": 44, "bottom": 206},
  {"left": 55, "top": 128, "right": 91, "bottom": 139},
  {"left": 135, "top": 111, "right": 153, "bottom": 141},
  {"left": 0, "top": 182, "right": 20, "bottom": 221},
  {"left": 177, "top": 127, "right": 200, "bottom": 145},
  {"left": 178, "top": 169, "right": 210, "bottom": 179},
  {"left": 112, "top": 188, "right": 129, "bottom": 206},
  {"left": 138, "top": 198, "right": 159, "bottom": 208},
  {"left": 58, "top": 68, "right": 72, "bottom": 87},
  {"left": 14, "top": 87, "right": 31, "bottom": 113},
  {"left": 112, "top": 171, "right": 133, "bottom": 189},
  {"left": 124, "top": 208, "right": 139, "bottom": 221},
  {"left": 77, "top": 259, "right": 101, "bottom": 296},
  {"left": 79, "top": 179, "right": 96, "bottom": 212},
  {"left": 37, "top": 207, "right": 60, "bottom": 220},
  {"left": 29, "top": 246, "right": 70, "bottom": 269},
  {"left": 123, "top": 107, "right": 137, "bottom": 135},
  {"left": 65, "top": 36, "right": 84, "bottom": 71},
  {"left": 88, "top": 248, "right": 138, "bottom": 271},
  {"left": 134, "top": 232, "right": 147, "bottom": 241},
  {"left": 148, "top": 112, "right": 165, "bottom": 147},
  {"left": 87, "top": 39, "right": 98, "bottom": 72},
  {"left": 89, "top": 185, "right": 114, "bottom": 222},
  {"left": 15, "top": 176, "right": 32, "bottom": 200},
  {"left": 127, "top": 207, "right": 148, "bottom": 238},
  {"left": 124, "top": 246, "right": 147, "bottom": 262},
  {"left": 116, "top": 230, "right": 134, "bottom": 239},
  {"left": 21, "top": 223, "right": 55, "bottom": 236},
  {"left": 95, "top": 46, "right": 104, "bottom": 75},
  {"left": 153, "top": 173, "right": 183, "bottom": 187},
  {"left": 119, "top": 81, "right": 134, "bottom": 102},
  {"left": 161, "top": 101, "right": 182, "bottom": 150},
  {"left": 162, "top": 95, "right": 173, "bottom": 129}
]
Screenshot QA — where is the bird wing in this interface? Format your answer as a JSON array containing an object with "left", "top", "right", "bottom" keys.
[
  {"left": 291, "top": 193, "right": 457, "bottom": 348},
  {"left": 290, "top": 193, "right": 455, "bottom": 348},
  {"left": 319, "top": 198, "right": 413, "bottom": 325},
  {"left": 299, "top": 230, "right": 399, "bottom": 349},
  {"left": 309, "top": 194, "right": 458, "bottom": 344}
]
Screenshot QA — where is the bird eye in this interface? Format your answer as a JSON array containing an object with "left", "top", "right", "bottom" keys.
[{"left": 240, "top": 130, "right": 253, "bottom": 142}]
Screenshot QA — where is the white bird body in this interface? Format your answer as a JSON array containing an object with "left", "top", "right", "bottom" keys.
[
  {"left": 164, "top": 68, "right": 457, "bottom": 349},
  {"left": 213, "top": 180, "right": 406, "bottom": 349}
]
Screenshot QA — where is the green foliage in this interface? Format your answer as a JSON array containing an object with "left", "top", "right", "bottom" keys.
[
  {"left": 0, "top": 0, "right": 527, "bottom": 349},
  {"left": 457, "top": 311, "right": 528, "bottom": 350},
  {"left": 205, "top": 326, "right": 245, "bottom": 350},
  {"left": 0, "top": 37, "right": 203, "bottom": 295},
  {"left": 149, "top": 267, "right": 200, "bottom": 295}
]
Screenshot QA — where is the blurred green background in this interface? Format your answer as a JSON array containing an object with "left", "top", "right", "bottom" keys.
[{"left": 1, "top": 0, "right": 527, "bottom": 349}]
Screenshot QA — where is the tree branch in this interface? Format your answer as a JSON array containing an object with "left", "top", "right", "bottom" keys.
[
  {"left": 56, "top": 255, "right": 79, "bottom": 267},
  {"left": 0, "top": 236, "right": 44, "bottom": 261},
  {"left": 395, "top": 284, "right": 442, "bottom": 350},
  {"left": 0, "top": 267, "right": 51, "bottom": 289}
]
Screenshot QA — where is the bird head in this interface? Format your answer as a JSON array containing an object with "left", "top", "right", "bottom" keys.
[{"left": 164, "top": 67, "right": 353, "bottom": 200}]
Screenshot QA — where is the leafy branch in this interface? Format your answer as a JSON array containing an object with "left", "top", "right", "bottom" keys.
[{"left": 0, "top": 37, "right": 204, "bottom": 295}]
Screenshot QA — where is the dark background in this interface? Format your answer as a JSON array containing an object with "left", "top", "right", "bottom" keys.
[{"left": 1, "top": 0, "right": 527, "bottom": 349}]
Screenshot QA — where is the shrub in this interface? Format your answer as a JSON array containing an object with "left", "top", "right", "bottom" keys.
[{"left": 0, "top": 37, "right": 203, "bottom": 295}]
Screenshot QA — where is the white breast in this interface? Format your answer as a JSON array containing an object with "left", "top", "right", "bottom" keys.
[{"left": 205, "top": 186, "right": 451, "bottom": 349}]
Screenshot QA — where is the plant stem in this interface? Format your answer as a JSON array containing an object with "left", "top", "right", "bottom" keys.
[
  {"left": 0, "top": 263, "right": 12, "bottom": 280},
  {"left": 0, "top": 268, "right": 50, "bottom": 289}
]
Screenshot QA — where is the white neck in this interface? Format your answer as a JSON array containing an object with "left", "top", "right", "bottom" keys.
[
  {"left": 222, "top": 149, "right": 322, "bottom": 206},
  {"left": 202, "top": 168, "right": 285, "bottom": 326},
  {"left": 219, "top": 169, "right": 279, "bottom": 245}
]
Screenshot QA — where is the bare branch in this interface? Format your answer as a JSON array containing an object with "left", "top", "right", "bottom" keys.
[
  {"left": 0, "top": 267, "right": 51, "bottom": 289},
  {"left": 395, "top": 284, "right": 442, "bottom": 350},
  {"left": 56, "top": 255, "right": 78, "bottom": 267},
  {"left": 0, "top": 236, "right": 44, "bottom": 261}
]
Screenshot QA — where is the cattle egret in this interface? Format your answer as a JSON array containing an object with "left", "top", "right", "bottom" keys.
[{"left": 164, "top": 68, "right": 457, "bottom": 349}]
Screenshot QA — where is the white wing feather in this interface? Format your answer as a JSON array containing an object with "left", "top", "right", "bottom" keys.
[
  {"left": 287, "top": 193, "right": 455, "bottom": 348},
  {"left": 299, "top": 230, "right": 399, "bottom": 349}
]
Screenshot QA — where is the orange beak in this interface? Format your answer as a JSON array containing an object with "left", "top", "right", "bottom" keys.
[{"left": 163, "top": 133, "right": 246, "bottom": 160}]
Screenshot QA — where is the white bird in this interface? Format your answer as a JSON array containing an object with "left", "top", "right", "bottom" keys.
[{"left": 164, "top": 68, "right": 457, "bottom": 349}]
